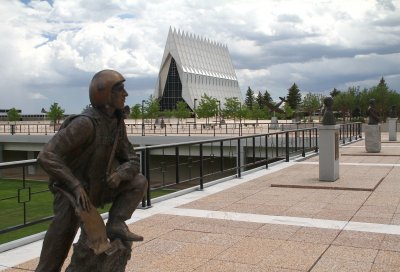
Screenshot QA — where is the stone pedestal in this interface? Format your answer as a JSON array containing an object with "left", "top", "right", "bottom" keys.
[
  {"left": 270, "top": 116, "right": 278, "bottom": 129},
  {"left": 364, "top": 125, "right": 381, "bottom": 153},
  {"left": 388, "top": 118, "right": 397, "bottom": 141},
  {"left": 318, "top": 125, "right": 340, "bottom": 182},
  {"left": 66, "top": 232, "right": 132, "bottom": 272}
]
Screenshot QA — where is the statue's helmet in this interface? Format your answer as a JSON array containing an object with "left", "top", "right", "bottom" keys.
[{"left": 89, "top": 69, "right": 125, "bottom": 108}]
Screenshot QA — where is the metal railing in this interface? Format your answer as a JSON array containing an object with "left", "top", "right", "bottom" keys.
[
  {"left": 0, "top": 121, "right": 319, "bottom": 136},
  {"left": 0, "top": 121, "right": 363, "bottom": 137},
  {"left": 0, "top": 124, "right": 362, "bottom": 238}
]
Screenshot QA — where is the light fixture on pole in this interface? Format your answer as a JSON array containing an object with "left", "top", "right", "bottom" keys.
[
  {"left": 141, "top": 100, "right": 145, "bottom": 136},
  {"left": 194, "top": 98, "right": 197, "bottom": 125},
  {"left": 218, "top": 100, "right": 221, "bottom": 124}
]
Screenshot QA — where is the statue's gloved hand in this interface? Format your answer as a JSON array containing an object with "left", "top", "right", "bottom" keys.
[
  {"left": 73, "top": 185, "right": 90, "bottom": 211},
  {"left": 107, "top": 171, "right": 122, "bottom": 189}
]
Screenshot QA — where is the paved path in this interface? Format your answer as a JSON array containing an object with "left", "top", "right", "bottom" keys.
[{"left": 2, "top": 134, "right": 400, "bottom": 271}]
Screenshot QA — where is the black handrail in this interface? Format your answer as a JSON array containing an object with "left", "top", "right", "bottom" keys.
[{"left": 0, "top": 124, "right": 362, "bottom": 237}]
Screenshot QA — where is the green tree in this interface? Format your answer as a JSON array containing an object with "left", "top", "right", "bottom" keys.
[
  {"left": 286, "top": 83, "right": 302, "bottom": 110},
  {"left": 256, "top": 91, "right": 265, "bottom": 109},
  {"left": 370, "top": 77, "right": 390, "bottom": 121},
  {"left": 333, "top": 88, "right": 357, "bottom": 122},
  {"left": 47, "top": 102, "right": 65, "bottom": 124},
  {"left": 241, "top": 105, "right": 251, "bottom": 120},
  {"left": 302, "top": 92, "right": 322, "bottom": 121},
  {"left": 7, "top": 107, "right": 21, "bottom": 122},
  {"left": 144, "top": 96, "right": 160, "bottom": 124},
  {"left": 162, "top": 109, "right": 174, "bottom": 121},
  {"left": 251, "top": 104, "right": 267, "bottom": 123},
  {"left": 196, "top": 94, "right": 218, "bottom": 124},
  {"left": 330, "top": 88, "right": 341, "bottom": 97},
  {"left": 223, "top": 97, "right": 241, "bottom": 122},
  {"left": 281, "top": 103, "right": 294, "bottom": 119},
  {"left": 244, "top": 86, "right": 255, "bottom": 110},
  {"left": 263, "top": 90, "right": 273, "bottom": 104},
  {"left": 130, "top": 104, "right": 141, "bottom": 123},
  {"left": 174, "top": 101, "right": 191, "bottom": 124}
]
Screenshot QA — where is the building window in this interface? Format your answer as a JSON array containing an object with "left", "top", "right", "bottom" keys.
[{"left": 160, "top": 58, "right": 186, "bottom": 111}]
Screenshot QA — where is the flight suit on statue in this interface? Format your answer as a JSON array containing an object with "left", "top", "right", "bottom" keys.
[{"left": 35, "top": 70, "right": 147, "bottom": 272}]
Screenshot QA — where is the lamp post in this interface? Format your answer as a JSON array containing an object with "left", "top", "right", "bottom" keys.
[
  {"left": 215, "top": 100, "right": 219, "bottom": 126},
  {"left": 218, "top": 100, "right": 221, "bottom": 124},
  {"left": 239, "top": 102, "right": 242, "bottom": 136},
  {"left": 141, "top": 100, "right": 145, "bottom": 136},
  {"left": 194, "top": 98, "right": 197, "bottom": 125}
]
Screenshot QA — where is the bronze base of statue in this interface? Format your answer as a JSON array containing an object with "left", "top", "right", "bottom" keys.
[{"left": 66, "top": 231, "right": 133, "bottom": 272}]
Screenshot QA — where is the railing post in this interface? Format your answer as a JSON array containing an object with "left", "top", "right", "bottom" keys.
[
  {"left": 302, "top": 130, "right": 305, "bottom": 157},
  {"left": 285, "top": 132, "right": 289, "bottom": 162},
  {"left": 145, "top": 148, "right": 151, "bottom": 207},
  {"left": 199, "top": 143, "right": 204, "bottom": 189},
  {"left": 315, "top": 128, "right": 319, "bottom": 152},
  {"left": 295, "top": 131, "right": 298, "bottom": 151},
  {"left": 275, "top": 134, "right": 279, "bottom": 157},
  {"left": 354, "top": 123, "right": 357, "bottom": 140},
  {"left": 188, "top": 124, "right": 191, "bottom": 136},
  {"left": 265, "top": 135, "right": 269, "bottom": 169},
  {"left": 237, "top": 138, "right": 241, "bottom": 178},
  {"left": 252, "top": 137, "right": 256, "bottom": 164},
  {"left": 22, "top": 166, "right": 27, "bottom": 225},
  {"left": 350, "top": 123, "right": 352, "bottom": 141},
  {"left": 213, "top": 123, "right": 216, "bottom": 137},
  {"left": 175, "top": 146, "right": 180, "bottom": 184},
  {"left": 220, "top": 141, "right": 224, "bottom": 172},
  {"left": 141, "top": 150, "right": 146, "bottom": 207},
  {"left": 343, "top": 125, "right": 345, "bottom": 144}
]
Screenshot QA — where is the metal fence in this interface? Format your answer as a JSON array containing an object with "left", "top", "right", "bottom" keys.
[
  {"left": 0, "top": 123, "right": 362, "bottom": 237},
  {"left": 0, "top": 121, "right": 319, "bottom": 136}
]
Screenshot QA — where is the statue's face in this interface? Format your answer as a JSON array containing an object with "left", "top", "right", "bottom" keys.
[{"left": 109, "top": 83, "right": 128, "bottom": 110}]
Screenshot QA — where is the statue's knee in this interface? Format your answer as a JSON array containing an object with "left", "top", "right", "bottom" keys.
[{"left": 134, "top": 174, "right": 148, "bottom": 192}]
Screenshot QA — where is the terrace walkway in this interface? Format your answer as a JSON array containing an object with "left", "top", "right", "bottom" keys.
[{"left": 2, "top": 133, "right": 400, "bottom": 271}]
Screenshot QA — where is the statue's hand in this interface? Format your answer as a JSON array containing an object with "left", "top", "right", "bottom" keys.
[
  {"left": 73, "top": 185, "right": 90, "bottom": 211},
  {"left": 107, "top": 172, "right": 121, "bottom": 189}
]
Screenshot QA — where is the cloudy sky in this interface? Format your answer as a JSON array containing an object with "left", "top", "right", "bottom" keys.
[{"left": 1, "top": 0, "right": 400, "bottom": 114}]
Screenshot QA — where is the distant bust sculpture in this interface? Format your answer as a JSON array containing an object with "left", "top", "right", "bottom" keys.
[
  {"left": 389, "top": 105, "right": 397, "bottom": 118},
  {"left": 367, "top": 99, "right": 380, "bottom": 125},
  {"left": 322, "top": 97, "right": 336, "bottom": 125}
]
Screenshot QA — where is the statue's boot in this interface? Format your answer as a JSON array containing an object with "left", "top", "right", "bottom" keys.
[
  {"left": 106, "top": 220, "right": 143, "bottom": 241},
  {"left": 106, "top": 179, "right": 146, "bottom": 242}
]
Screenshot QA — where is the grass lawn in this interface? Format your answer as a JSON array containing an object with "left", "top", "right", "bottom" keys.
[{"left": 0, "top": 179, "right": 178, "bottom": 245}]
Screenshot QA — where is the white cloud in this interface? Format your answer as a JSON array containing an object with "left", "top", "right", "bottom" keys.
[
  {"left": 0, "top": 0, "right": 399, "bottom": 113},
  {"left": 29, "top": 92, "right": 48, "bottom": 100}
]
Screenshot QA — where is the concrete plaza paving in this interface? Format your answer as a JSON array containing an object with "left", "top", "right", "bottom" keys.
[{"left": 2, "top": 133, "right": 400, "bottom": 271}]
